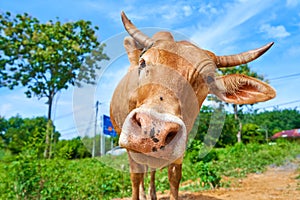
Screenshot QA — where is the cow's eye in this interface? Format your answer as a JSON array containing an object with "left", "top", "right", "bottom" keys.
[
  {"left": 138, "top": 58, "right": 146, "bottom": 76},
  {"left": 139, "top": 58, "right": 146, "bottom": 69},
  {"left": 206, "top": 76, "right": 214, "bottom": 84}
]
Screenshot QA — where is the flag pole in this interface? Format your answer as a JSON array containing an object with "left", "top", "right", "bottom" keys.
[
  {"left": 92, "top": 101, "right": 99, "bottom": 158},
  {"left": 100, "top": 103, "right": 105, "bottom": 156}
]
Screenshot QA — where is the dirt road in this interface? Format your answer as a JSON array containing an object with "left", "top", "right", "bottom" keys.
[
  {"left": 114, "top": 158, "right": 300, "bottom": 200},
  {"left": 159, "top": 159, "right": 300, "bottom": 200}
]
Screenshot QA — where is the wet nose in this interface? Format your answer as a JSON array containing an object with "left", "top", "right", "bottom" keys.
[{"left": 129, "top": 112, "right": 180, "bottom": 153}]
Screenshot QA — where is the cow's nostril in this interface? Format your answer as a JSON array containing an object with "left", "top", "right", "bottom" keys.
[
  {"left": 165, "top": 131, "right": 177, "bottom": 145},
  {"left": 132, "top": 113, "right": 141, "bottom": 128}
]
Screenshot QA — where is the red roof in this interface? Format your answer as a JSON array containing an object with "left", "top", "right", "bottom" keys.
[{"left": 271, "top": 129, "right": 300, "bottom": 139}]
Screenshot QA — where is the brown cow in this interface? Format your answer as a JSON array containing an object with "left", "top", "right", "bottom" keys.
[{"left": 110, "top": 12, "right": 276, "bottom": 200}]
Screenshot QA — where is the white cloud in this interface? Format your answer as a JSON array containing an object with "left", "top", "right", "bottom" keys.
[
  {"left": 85, "top": 1, "right": 195, "bottom": 28},
  {"left": 148, "top": 3, "right": 194, "bottom": 22},
  {"left": 260, "top": 24, "right": 290, "bottom": 39},
  {"left": 198, "top": 3, "right": 218, "bottom": 16},
  {"left": 191, "top": 0, "right": 274, "bottom": 50},
  {"left": 286, "top": 0, "right": 299, "bottom": 7},
  {"left": 183, "top": 5, "right": 193, "bottom": 17},
  {"left": 161, "top": 8, "right": 179, "bottom": 20}
]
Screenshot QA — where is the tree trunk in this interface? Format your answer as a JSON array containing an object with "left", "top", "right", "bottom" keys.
[
  {"left": 49, "top": 120, "right": 54, "bottom": 159},
  {"left": 44, "top": 95, "right": 53, "bottom": 159},
  {"left": 234, "top": 104, "right": 242, "bottom": 143}
]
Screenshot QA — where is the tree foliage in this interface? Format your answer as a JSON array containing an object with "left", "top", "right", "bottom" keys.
[
  {"left": 0, "top": 115, "right": 92, "bottom": 159},
  {"left": 54, "top": 137, "right": 91, "bottom": 159},
  {"left": 194, "top": 106, "right": 300, "bottom": 146},
  {"left": 0, "top": 12, "right": 109, "bottom": 158},
  {"left": 0, "top": 12, "right": 108, "bottom": 103},
  {"left": 195, "top": 105, "right": 237, "bottom": 147},
  {"left": 243, "top": 108, "right": 300, "bottom": 135},
  {"left": 242, "top": 123, "right": 265, "bottom": 143},
  {"left": 0, "top": 115, "right": 59, "bottom": 157}
]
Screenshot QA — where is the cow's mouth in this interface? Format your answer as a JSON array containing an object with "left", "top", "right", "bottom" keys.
[
  {"left": 128, "top": 151, "right": 176, "bottom": 169},
  {"left": 119, "top": 107, "right": 187, "bottom": 168}
]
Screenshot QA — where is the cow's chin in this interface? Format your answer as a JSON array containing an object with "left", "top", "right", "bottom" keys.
[
  {"left": 128, "top": 151, "right": 182, "bottom": 170},
  {"left": 119, "top": 107, "right": 187, "bottom": 169}
]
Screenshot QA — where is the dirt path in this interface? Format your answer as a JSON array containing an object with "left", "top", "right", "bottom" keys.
[
  {"left": 159, "top": 159, "right": 300, "bottom": 200},
  {"left": 202, "top": 162, "right": 300, "bottom": 200},
  {"left": 114, "top": 159, "right": 300, "bottom": 200}
]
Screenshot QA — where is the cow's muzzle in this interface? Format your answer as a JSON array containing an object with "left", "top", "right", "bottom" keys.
[{"left": 119, "top": 107, "right": 187, "bottom": 168}]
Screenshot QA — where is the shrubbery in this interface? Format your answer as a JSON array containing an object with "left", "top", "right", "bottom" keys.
[
  {"left": 1, "top": 140, "right": 299, "bottom": 199},
  {"left": 216, "top": 141, "right": 300, "bottom": 177},
  {"left": 1, "top": 109, "right": 300, "bottom": 199},
  {"left": 0, "top": 157, "right": 132, "bottom": 199}
]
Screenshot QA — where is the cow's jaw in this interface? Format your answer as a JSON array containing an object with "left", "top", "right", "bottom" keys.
[{"left": 119, "top": 107, "right": 187, "bottom": 169}]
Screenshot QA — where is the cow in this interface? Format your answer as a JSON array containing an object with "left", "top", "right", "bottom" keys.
[{"left": 110, "top": 11, "right": 276, "bottom": 200}]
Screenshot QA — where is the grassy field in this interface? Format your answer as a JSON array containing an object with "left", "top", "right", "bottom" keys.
[{"left": 0, "top": 140, "right": 299, "bottom": 199}]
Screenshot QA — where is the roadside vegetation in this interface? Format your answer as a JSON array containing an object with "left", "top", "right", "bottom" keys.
[{"left": 1, "top": 108, "right": 300, "bottom": 199}]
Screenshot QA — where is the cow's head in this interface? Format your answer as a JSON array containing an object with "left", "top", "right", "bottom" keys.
[{"left": 110, "top": 12, "right": 276, "bottom": 169}]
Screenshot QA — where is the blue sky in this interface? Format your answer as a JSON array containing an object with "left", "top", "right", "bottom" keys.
[{"left": 0, "top": 0, "right": 300, "bottom": 139}]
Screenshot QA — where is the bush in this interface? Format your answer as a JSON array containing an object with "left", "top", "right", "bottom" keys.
[
  {"left": 54, "top": 137, "right": 91, "bottom": 159},
  {"left": 242, "top": 123, "right": 265, "bottom": 143},
  {"left": 0, "top": 157, "right": 132, "bottom": 200},
  {"left": 1, "top": 150, "right": 43, "bottom": 199},
  {"left": 216, "top": 141, "right": 300, "bottom": 178},
  {"left": 194, "top": 161, "right": 221, "bottom": 188},
  {"left": 1, "top": 140, "right": 300, "bottom": 199},
  {"left": 0, "top": 135, "right": 131, "bottom": 200},
  {"left": 186, "top": 140, "right": 218, "bottom": 164}
]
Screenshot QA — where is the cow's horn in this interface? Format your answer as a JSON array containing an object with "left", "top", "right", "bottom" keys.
[
  {"left": 211, "top": 42, "right": 274, "bottom": 68},
  {"left": 121, "top": 11, "right": 154, "bottom": 48}
]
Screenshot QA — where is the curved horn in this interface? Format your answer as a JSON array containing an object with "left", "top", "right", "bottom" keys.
[
  {"left": 208, "top": 42, "right": 274, "bottom": 68},
  {"left": 121, "top": 11, "right": 154, "bottom": 48}
]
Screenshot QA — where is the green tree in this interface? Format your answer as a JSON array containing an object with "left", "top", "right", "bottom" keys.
[
  {"left": 217, "top": 113, "right": 237, "bottom": 147},
  {"left": 0, "top": 12, "right": 109, "bottom": 158},
  {"left": 55, "top": 137, "right": 91, "bottom": 159},
  {"left": 0, "top": 116, "right": 7, "bottom": 132},
  {"left": 194, "top": 105, "right": 214, "bottom": 142},
  {"left": 218, "top": 64, "right": 267, "bottom": 143},
  {"left": 0, "top": 117, "right": 5, "bottom": 152},
  {"left": 246, "top": 108, "right": 300, "bottom": 137},
  {"left": 2, "top": 115, "right": 58, "bottom": 157},
  {"left": 241, "top": 123, "right": 265, "bottom": 143}
]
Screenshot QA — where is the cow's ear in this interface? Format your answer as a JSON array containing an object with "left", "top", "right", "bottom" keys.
[
  {"left": 211, "top": 74, "right": 276, "bottom": 105},
  {"left": 124, "top": 36, "right": 142, "bottom": 67}
]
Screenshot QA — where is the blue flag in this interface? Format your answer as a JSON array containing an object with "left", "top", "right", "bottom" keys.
[{"left": 103, "top": 115, "right": 117, "bottom": 137}]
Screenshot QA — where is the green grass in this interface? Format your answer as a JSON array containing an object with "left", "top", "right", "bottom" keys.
[
  {"left": 215, "top": 141, "right": 300, "bottom": 178},
  {"left": 0, "top": 140, "right": 299, "bottom": 199},
  {"left": 0, "top": 158, "right": 132, "bottom": 200}
]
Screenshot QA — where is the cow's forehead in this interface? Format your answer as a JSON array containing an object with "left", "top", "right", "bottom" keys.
[
  {"left": 140, "top": 39, "right": 218, "bottom": 95},
  {"left": 143, "top": 39, "right": 217, "bottom": 74}
]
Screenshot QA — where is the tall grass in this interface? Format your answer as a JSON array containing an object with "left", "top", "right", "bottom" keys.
[
  {"left": 216, "top": 141, "right": 300, "bottom": 178},
  {"left": 0, "top": 140, "right": 299, "bottom": 199}
]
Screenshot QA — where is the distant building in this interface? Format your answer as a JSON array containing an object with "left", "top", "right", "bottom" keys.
[{"left": 271, "top": 129, "right": 300, "bottom": 140}]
